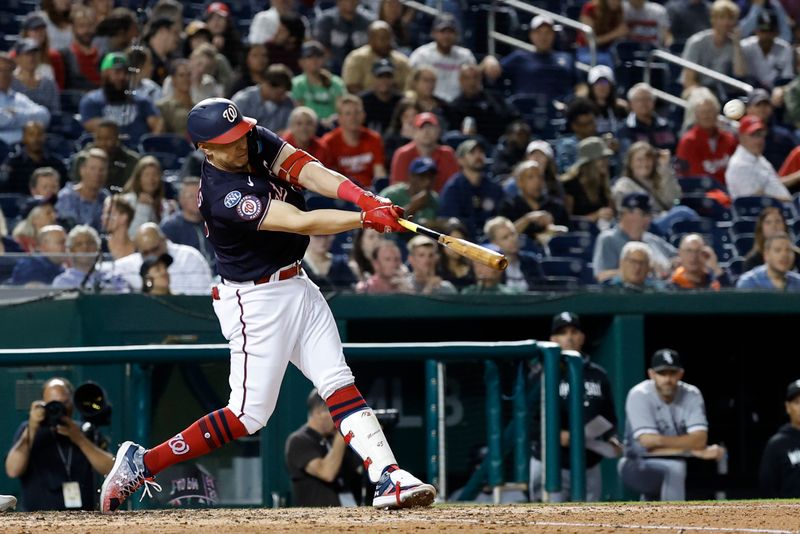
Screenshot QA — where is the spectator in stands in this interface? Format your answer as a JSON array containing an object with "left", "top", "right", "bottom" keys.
[
  {"left": 675, "top": 89, "right": 737, "bottom": 184},
  {"left": 448, "top": 64, "right": 518, "bottom": 146},
  {"left": 249, "top": 0, "right": 307, "bottom": 47},
  {"left": 559, "top": 137, "right": 615, "bottom": 224},
  {"left": 302, "top": 234, "right": 357, "bottom": 292},
  {"left": 126, "top": 46, "right": 163, "bottom": 104},
  {"left": 593, "top": 193, "right": 677, "bottom": 281},
  {"left": 0, "top": 121, "right": 67, "bottom": 195},
  {"left": 604, "top": 241, "right": 664, "bottom": 290},
  {"left": 5, "top": 377, "right": 114, "bottom": 511},
  {"left": 726, "top": 115, "right": 792, "bottom": 201},
  {"left": 12, "top": 39, "right": 59, "bottom": 112},
  {"left": 406, "top": 66, "right": 450, "bottom": 129},
  {"left": 500, "top": 160, "right": 568, "bottom": 246},
  {"left": 379, "top": 0, "right": 420, "bottom": 53},
  {"left": 743, "top": 207, "right": 796, "bottom": 271},
  {"left": 740, "top": 0, "right": 792, "bottom": 43},
  {"left": 529, "top": 312, "right": 622, "bottom": 502},
  {"left": 314, "top": 0, "right": 375, "bottom": 74},
  {"left": 283, "top": 107, "right": 330, "bottom": 163},
  {"left": 759, "top": 378, "right": 800, "bottom": 498},
  {"left": 355, "top": 239, "right": 411, "bottom": 294},
  {"left": 361, "top": 59, "right": 403, "bottom": 135},
  {"left": 139, "top": 252, "right": 172, "bottom": 295},
  {"left": 232, "top": 63, "right": 294, "bottom": 133},
  {"left": 59, "top": 5, "right": 100, "bottom": 91},
  {"left": 576, "top": 0, "right": 626, "bottom": 66},
  {"left": 156, "top": 60, "right": 191, "bottom": 138},
  {"left": 292, "top": 41, "right": 345, "bottom": 127},
  {"left": 11, "top": 195, "right": 58, "bottom": 253},
  {"left": 205, "top": 2, "right": 242, "bottom": 71},
  {"left": 681, "top": 0, "right": 747, "bottom": 91},
  {"left": 554, "top": 98, "right": 602, "bottom": 173},
  {"left": 439, "top": 140, "right": 504, "bottom": 241},
  {"left": 94, "top": 7, "right": 139, "bottom": 59},
  {"left": 53, "top": 224, "right": 123, "bottom": 290},
  {"left": 485, "top": 216, "right": 543, "bottom": 291},
  {"left": 121, "top": 156, "right": 176, "bottom": 237},
  {"left": 16, "top": 14, "right": 64, "bottom": 88},
  {"left": 8, "top": 224, "right": 66, "bottom": 286},
  {"left": 586, "top": 65, "right": 627, "bottom": 137},
  {"left": 668, "top": 233, "right": 726, "bottom": 289},
  {"left": 390, "top": 113, "right": 458, "bottom": 192},
  {"left": 56, "top": 148, "right": 110, "bottom": 231},
  {"left": 666, "top": 0, "right": 710, "bottom": 45},
  {"left": 144, "top": 17, "right": 179, "bottom": 86},
  {"left": 108, "top": 222, "right": 212, "bottom": 294},
  {"left": 102, "top": 194, "right": 135, "bottom": 260},
  {"left": 348, "top": 227, "right": 382, "bottom": 282},
  {"left": 526, "top": 140, "right": 565, "bottom": 201},
  {"left": 160, "top": 177, "right": 212, "bottom": 268},
  {"left": 320, "top": 94, "right": 386, "bottom": 189},
  {"left": 618, "top": 349, "right": 725, "bottom": 501},
  {"left": 435, "top": 220, "right": 475, "bottom": 291},
  {"left": 625, "top": 0, "right": 672, "bottom": 47},
  {"left": 231, "top": 44, "right": 269, "bottom": 97},
  {"left": 619, "top": 83, "right": 678, "bottom": 153},
  {"left": 612, "top": 141, "right": 696, "bottom": 233},
  {"left": 741, "top": 10, "right": 793, "bottom": 90},
  {"left": 163, "top": 43, "right": 223, "bottom": 104},
  {"left": 381, "top": 156, "right": 439, "bottom": 226},
  {"left": 342, "top": 21, "right": 410, "bottom": 95},
  {"left": 28, "top": 167, "right": 61, "bottom": 198},
  {"left": 0, "top": 53, "right": 51, "bottom": 147},
  {"left": 404, "top": 235, "right": 457, "bottom": 295},
  {"left": 285, "top": 389, "right": 362, "bottom": 507},
  {"left": 71, "top": 119, "right": 140, "bottom": 193},
  {"left": 744, "top": 89, "right": 798, "bottom": 174},
  {"left": 483, "top": 15, "right": 578, "bottom": 101},
  {"left": 39, "top": 0, "right": 73, "bottom": 50},
  {"left": 265, "top": 14, "right": 306, "bottom": 75},
  {"left": 461, "top": 246, "right": 517, "bottom": 295},
  {"left": 182, "top": 21, "right": 235, "bottom": 95},
  {"left": 408, "top": 14, "right": 476, "bottom": 103},
  {"left": 79, "top": 53, "right": 163, "bottom": 146},
  {"left": 384, "top": 98, "right": 423, "bottom": 166},
  {"left": 737, "top": 233, "right": 800, "bottom": 289},
  {"left": 491, "top": 121, "right": 531, "bottom": 178}
]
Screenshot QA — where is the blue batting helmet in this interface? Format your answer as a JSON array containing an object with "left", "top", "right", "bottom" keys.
[{"left": 187, "top": 98, "right": 256, "bottom": 145}]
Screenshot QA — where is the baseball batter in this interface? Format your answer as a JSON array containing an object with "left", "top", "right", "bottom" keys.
[{"left": 100, "top": 98, "right": 436, "bottom": 512}]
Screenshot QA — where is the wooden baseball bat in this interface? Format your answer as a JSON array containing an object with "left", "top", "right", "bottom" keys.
[{"left": 397, "top": 219, "right": 508, "bottom": 271}]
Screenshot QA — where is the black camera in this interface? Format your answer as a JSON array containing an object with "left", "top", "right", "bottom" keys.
[
  {"left": 43, "top": 400, "right": 67, "bottom": 427},
  {"left": 74, "top": 382, "right": 112, "bottom": 426}
]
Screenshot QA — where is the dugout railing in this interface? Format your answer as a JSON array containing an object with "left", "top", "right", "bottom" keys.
[{"left": 0, "top": 340, "right": 584, "bottom": 507}]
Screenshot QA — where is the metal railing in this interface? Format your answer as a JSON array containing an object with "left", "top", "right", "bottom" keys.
[
  {"left": 399, "top": 0, "right": 440, "bottom": 17},
  {"left": 645, "top": 49, "right": 754, "bottom": 96},
  {"left": 490, "top": 0, "right": 597, "bottom": 71}
]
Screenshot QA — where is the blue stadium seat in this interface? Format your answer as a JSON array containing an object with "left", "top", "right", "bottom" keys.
[
  {"left": 678, "top": 176, "right": 723, "bottom": 194},
  {"left": 145, "top": 152, "right": 181, "bottom": 171},
  {"left": 0, "top": 13, "right": 22, "bottom": 36},
  {"left": 717, "top": 244, "right": 736, "bottom": 263},
  {"left": 733, "top": 234, "right": 754, "bottom": 257},
  {"left": 732, "top": 196, "right": 783, "bottom": 219},
  {"left": 540, "top": 257, "right": 585, "bottom": 280},
  {"left": 731, "top": 219, "right": 756, "bottom": 236},
  {"left": 546, "top": 232, "right": 594, "bottom": 262},
  {"left": 0, "top": 138, "right": 10, "bottom": 163},
  {"left": 0, "top": 194, "right": 27, "bottom": 220},
  {"left": 48, "top": 113, "right": 84, "bottom": 139},
  {"left": 569, "top": 216, "right": 599, "bottom": 235},
  {"left": 60, "top": 90, "right": 85, "bottom": 116},
  {"left": 45, "top": 133, "right": 75, "bottom": 161},
  {"left": 680, "top": 194, "right": 731, "bottom": 221},
  {"left": 726, "top": 257, "right": 745, "bottom": 277},
  {"left": 508, "top": 93, "right": 566, "bottom": 139},
  {"left": 139, "top": 134, "right": 194, "bottom": 159},
  {"left": 669, "top": 217, "right": 714, "bottom": 237},
  {"left": 543, "top": 276, "right": 582, "bottom": 289}
]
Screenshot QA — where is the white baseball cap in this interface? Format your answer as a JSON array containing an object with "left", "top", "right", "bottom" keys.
[
  {"left": 530, "top": 15, "right": 556, "bottom": 30},
  {"left": 588, "top": 64, "right": 615, "bottom": 85},
  {"left": 526, "top": 140, "right": 554, "bottom": 159}
]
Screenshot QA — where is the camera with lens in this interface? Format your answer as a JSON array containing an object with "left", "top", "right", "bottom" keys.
[
  {"left": 41, "top": 382, "right": 112, "bottom": 445},
  {"left": 43, "top": 400, "right": 67, "bottom": 427}
]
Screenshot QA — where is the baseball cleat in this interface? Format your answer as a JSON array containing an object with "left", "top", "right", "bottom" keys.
[
  {"left": 100, "top": 441, "right": 161, "bottom": 513},
  {"left": 0, "top": 495, "right": 16, "bottom": 512},
  {"left": 372, "top": 468, "right": 436, "bottom": 509}
]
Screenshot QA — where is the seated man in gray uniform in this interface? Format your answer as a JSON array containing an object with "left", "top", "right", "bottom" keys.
[{"left": 618, "top": 349, "right": 725, "bottom": 500}]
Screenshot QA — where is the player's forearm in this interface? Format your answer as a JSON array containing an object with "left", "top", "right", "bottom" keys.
[
  {"left": 639, "top": 431, "right": 707, "bottom": 451},
  {"left": 299, "top": 162, "right": 351, "bottom": 199}
]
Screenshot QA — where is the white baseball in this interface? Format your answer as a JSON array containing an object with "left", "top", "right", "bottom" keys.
[{"left": 723, "top": 99, "right": 746, "bottom": 120}]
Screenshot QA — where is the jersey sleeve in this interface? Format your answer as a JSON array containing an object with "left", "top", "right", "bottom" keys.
[
  {"left": 626, "top": 386, "right": 659, "bottom": 439},
  {"left": 683, "top": 387, "right": 708, "bottom": 434},
  {"left": 211, "top": 188, "right": 272, "bottom": 232},
  {"left": 249, "top": 125, "right": 287, "bottom": 175}
]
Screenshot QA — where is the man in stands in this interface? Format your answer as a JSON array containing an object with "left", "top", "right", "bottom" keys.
[
  {"left": 554, "top": 98, "right": 601, "bottom": 173},
  {"left": 60, "top": 5, "right": 100, "bottom": 90},
  {"left": 675, "top": 89, "right": 737, "bottom": 184},
  {"left": 0, "top": 121, "right": 67, "bottom": 195},
  {"left": 668, "top": 234, "right": 726, "bottom": 290},
  {"left": 360, "top": 59, "right": 403, "bottom": 136},
  {"left": 390, "top": 112, "right": 458, "bottom": 192},
  {"left": 314, "top": 0, "right": 374, "bottom": 74},
  {"left": 341, "top": 21, "right": 410, "bottom": 95},
  {"left": 736, "top": 233, "right": 800, "bottom": 290},
  {"left": 380, "top": 156, "right": 439, "bottom": 226},
  {"left": 56, "top": 148, "right": 110, "bottom": 232},
  {"left": 282, "top": 107, "right": 330, "bottom": 164},
  {"left": 102, "top": 195, "right": 135, "bottom": 260},
  {"left": 355, "top": 240, "right": 410, "bottom": 294},
  {"left": 160, "top": 177, "right": 214, "bottom": 269},
  {"left": 144, "top": 17, "right": 180, "bottom": 86},
  {"left": 7, "top": 225, "right": 66, "bottom": 286},
  {"left": 740, "top": 10, "right": 793, "bottom": 91},
  {"left": 725, "top": 115, "right": 791, "bottom": 202},
  {"left": 232, "top": 64, "right": 295, "bottom": 133},
  {"left": 29, "top": 168, "right": 61, "bottom": 198},
  {"left": 485, "top": 216, "right": 543, "bottom": 291},
  {"left": 404, "top": 236, "right": 457, "bottom": 295},
  {"left": 744, "top": 89, "right": 797, "bottom": 172},
  {"left": 604, "top": 242, "right": 664, "bottom": 291},
  {"left": 70, "top": 119, "right": 140, "bottom": 192},
  {"left": 0, "top": 53, "right": 50, "bottom": 147},
  {"left": 618, "top": 83, "right": 677, "bottom": 153},
  {"left": 448, "top": 64, "right": 519, "bottom": 145},
  {"left": 625, "top": 0, "right": 672, "bottom": 47}
]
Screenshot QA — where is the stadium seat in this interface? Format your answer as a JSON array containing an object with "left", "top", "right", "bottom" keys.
[
  {"left": 0, "top": 139, "right": 10, "bottom": 163},
  {"left": 680, "top": 194, "right": 731, "bottom": 221},
  {"left": 45, "top": 133, "right": 75, "bottom": 161},
  {"left": 726, "top": 257, "right": 745, "bottom": 276},
  {"left": 678, "top": 176, "right": 722, "bottom": 194},
  {"left": 669, "top": 217, "right": 714, "bottom": 237},
  {"left": 508, "top": 93, "right": 566, "bottom": 139},
  {"left": 139, "top": 134, "right": 194, "bottom": 159},
  {"left": 717, "top": 244, "right": 736, "bottom": 263},
  {"left": 731, "top": 219, "right": 756, "bottom": 236},
  {"left": 48, "top": 113, "right": 84, "bottom": 139},
  {"left": 569, "top": 216, "right": 599, "bottom": 236},
  {"left": 145, "top": 152, "right": 181, "bottom": 171},
  {"left": 0, "top": 193, "right": 27, "bottom": 220},
  {"left": 543, "top": 276, "right": 582, "bottom": 289},
  {"left": 540, "top": 257, "right": 585, "bottom": 280},
  {"left": 0, "top": 13, "right": 21, "bottom": 36},
  {"left": 733, "top": 234, "right": 754, "bottom": 257},
  {"left": 546, "top": 232, "right": 594, "bottom": 262},
  {"left": 59, "top": 90, "right": 85, "bottom": 116},
  {"left": 732, "top": 196, "right": 783, "bottom": 219}
]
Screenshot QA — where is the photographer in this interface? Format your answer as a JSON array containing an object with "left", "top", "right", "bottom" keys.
[{"left": 5, "top": 378, "right": 114, "bottom": 511}]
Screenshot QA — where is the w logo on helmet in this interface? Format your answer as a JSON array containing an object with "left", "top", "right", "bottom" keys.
[{"left": 222, "top": 105, "right": 238, "bottom": 123}]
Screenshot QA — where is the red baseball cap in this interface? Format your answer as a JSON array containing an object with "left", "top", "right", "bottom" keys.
[
  {"left": 414, "top": 112, "right": 439, "bottom": 128},
  {"left": 739, "top": 114, "right": 766, "bottom": 135},
  {"left": 206, "top": 2, "right": 230, "bottom": 17}
]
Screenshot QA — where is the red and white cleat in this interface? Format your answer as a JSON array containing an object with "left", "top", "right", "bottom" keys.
[
  {"left": 100, "top": 441, "right": 161, "bottom": 513},
  {"left": 372, "top": 468, "right": 436, "bottom": 509}
]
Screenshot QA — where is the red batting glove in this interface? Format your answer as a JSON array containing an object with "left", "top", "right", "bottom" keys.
[
  {"left": 360, "top": 206, "right": 407, "bottom": 233},
  {"left": 337, "top": 180, "right": 392, "bottom": 211}
]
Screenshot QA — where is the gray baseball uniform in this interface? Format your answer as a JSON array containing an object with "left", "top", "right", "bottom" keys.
[{"left": 618, "top": 379, "right": 708, "bottom": 500}]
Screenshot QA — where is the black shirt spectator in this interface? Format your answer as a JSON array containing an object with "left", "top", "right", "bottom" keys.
[
  {"left": 499, "top": 161, "right": 569, "bottom": 243},
  {"left": 144, "top": 17, "right": 179, "bottom": 86},
  {"left": 360, "top": 59, "right": 403, "bottom": 136},
  {"left": 448, "top": 64, "right": 518, "bottom": 145},
  {"left": 314, "top": 0, "right": 375, "bottom": 74},
  {"left": 618, "top": 83, "right": 677, "bottom": 154},
  {"left": 490, "top": 121, "right": 531, "bottom": 178},
  {"left": 0, "top": 121, "right": 67, "bottom": 195}
]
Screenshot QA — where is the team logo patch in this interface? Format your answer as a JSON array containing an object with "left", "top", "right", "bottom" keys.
[
  {"left": 168, "top": 433, "right": 189, "bottom": 455},
  {"left": 224, "top": 190, "right": 242, "bottom": 208},
  {"left": 236, "top": 195, "right": 263, "bottom": 221},
  {"left": 222, "top": 104, "right": 238, "bottom": 123}
]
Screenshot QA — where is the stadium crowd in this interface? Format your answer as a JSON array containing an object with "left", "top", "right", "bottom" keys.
[{"left": 1, "top": 0, "right": 800, "bottom": 293}]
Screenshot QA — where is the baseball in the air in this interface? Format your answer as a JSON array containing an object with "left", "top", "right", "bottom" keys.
[{"left": 723, "top": 99, "right": 746, "bottom": 120}]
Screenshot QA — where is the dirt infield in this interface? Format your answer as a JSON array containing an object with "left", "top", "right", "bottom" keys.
[{"left": 3, "top": 502, "right": 800, "bottom": 534}]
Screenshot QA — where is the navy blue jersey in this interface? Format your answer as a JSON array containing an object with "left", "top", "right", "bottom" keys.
[{"left": 198, "top": 126, "right": 309, "bottom": 282}]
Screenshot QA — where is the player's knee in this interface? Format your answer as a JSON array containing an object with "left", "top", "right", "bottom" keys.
[
  {"left": 317, "top": 376, "right": 356, "bottom": 401},
  {"left": 228, "top": 407, "right": 264, "bottom": 435}
]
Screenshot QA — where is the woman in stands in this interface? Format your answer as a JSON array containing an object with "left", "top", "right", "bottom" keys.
[
  {"left": 303, "top": 235, "right": 358, "bottom": 292},
  {"left": 407, "top": 66, "right": 449, "bottom": 130},
  {"left": 613, "top": 141, "right": 699, "bottom": 233},
  {"left": 384, "top": 98, "right": 424, "bottom": 165},
  {"left": 204, "top": 1, "right": 242, "bottom": 70},
  {"left": 39, "top": 0, "right": 73, "bottom": 50},
  {"left": 349, "top": 228, "right": 384, "bottom": 282},
  {"left": 13, "top": 13, "right": 65, "bottom": 89},
  {"left": 578, "top": 0, "right": 627, "bottom": 65},
  {"left": 525, "top": 140, "right": 565, "bottom": 201},
  {"left": 121, "top": 156, "right": 176, "bottom": 238},
  {"left": 437, "top": 218, "right": 476, "bottom": 291},
  {"left": 586, "top": 65, "right": 627, "bottom": 138},
  {"left": 230, "top": 43, "right": 269, "bottom": 97},
  {"left": 11, "top": 39, "right": 60, "bottom": 113},
  {"left": 379, "top": 0, "right": 420, "bottom": 54},
  {"left": 744, "top": 207, "right": 799, "bottom": 271},
  {"left": 559, "top": 137, "right": 616, "bottom": 227}
]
